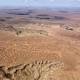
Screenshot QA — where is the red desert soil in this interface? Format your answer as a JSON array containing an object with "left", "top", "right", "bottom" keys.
[
  {"left": 0, "top": 23, "right": 80, "bottom": 66},
  {"left": 0, "top": 22, "right": 80, "bottom": 80}
]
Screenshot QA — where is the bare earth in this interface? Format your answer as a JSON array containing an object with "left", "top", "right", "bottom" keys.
[{"left": 0, "top": 8, "right": 80, "bottom": 80}]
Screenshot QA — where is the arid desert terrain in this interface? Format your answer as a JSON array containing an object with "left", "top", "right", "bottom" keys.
[{"left": 0, "top": 8, "right": 80, "bottom": 80}]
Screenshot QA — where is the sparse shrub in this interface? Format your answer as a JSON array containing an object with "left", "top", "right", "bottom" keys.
[
  {"left": 16, "top": 30, "right": 22, "bottom": 36},
  {"left": 38, "top": 30, "right": 48, "bottom": 36}
]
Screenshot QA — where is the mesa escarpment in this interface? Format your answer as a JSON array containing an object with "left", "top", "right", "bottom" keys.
[
  {"left": 0, "top": 60, "right": 64, "bottom": 80},
  {"left": 0, "top": 60, "right": 80, "bottom": 80}
]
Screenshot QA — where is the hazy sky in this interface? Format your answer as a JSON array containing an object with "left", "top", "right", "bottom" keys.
[{"left": 0, "top": 0, "right": 80, "bottom": 7}]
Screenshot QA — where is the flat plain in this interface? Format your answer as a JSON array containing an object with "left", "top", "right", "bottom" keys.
[{"left": 0, "top": 8, "right": 80, "bottom": 80}]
